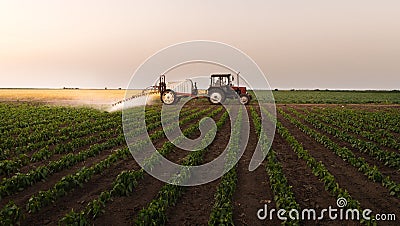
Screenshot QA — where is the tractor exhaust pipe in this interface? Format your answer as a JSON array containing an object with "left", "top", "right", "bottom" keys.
[{"left": 237, "top": 72, "right": 240, "bottom": 87}]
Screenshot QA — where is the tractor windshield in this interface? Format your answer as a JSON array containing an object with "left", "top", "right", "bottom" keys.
[{"left": 212, "top": 76, "right": 231, "bottom": 87}]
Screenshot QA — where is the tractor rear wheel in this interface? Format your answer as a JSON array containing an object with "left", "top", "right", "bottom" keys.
[
  {"left": 161, "top": 89, "right": 176, "bottom": 105},
  {"left": 239, "top": 94, "right": 250, "bottom": 105},
  {"left": 208, "top": 89, "right": 225, "bottom": 104}
]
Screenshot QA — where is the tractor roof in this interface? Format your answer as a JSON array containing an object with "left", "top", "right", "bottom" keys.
[{"left": 210, "top": 74, "right": 231, "bottom": 78}]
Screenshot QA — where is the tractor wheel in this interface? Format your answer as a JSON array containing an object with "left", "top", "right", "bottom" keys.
[
  {"left": 208, "top": 89, "right": 225, "bottom": 104},
  {"left": 239, "top": 94, "right": 250, "bottom": 105},
  {"left": 161, "top": 89, "right": 176, "bottom": 105}
]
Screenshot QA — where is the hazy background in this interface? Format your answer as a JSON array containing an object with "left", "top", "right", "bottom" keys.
[{"left": 1, "top": 0, "right": 399, "bottom": 90}]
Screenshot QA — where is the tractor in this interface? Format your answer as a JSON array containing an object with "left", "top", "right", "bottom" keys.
[
  {"left": 207, "top": 73, "right": 252, "bottom": 105},
  {"left": 157, "top": 74, "right": 251, "bottom": 105},
  {"left": 111, "top": 73, "right": 251, "bottom": 107}
]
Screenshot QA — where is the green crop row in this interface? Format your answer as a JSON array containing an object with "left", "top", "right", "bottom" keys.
[
  {"left": 307, "top": 108, "right": 400, "bottom": 151},
  {"left": 251, "top": 107, "right": 300, "bottom": 226},
  {"left": 26, "top": 146, "right": 131, "bottom": 214},
  {"left": 269, "top": 90, "right": 400, "bottom": 104},
  {"left": 0, "top": 104, "right": 108, "bottom": 137},
  {"left": 0, "top": 201, "right": 21, "bottom": 225},
  {"left": 312, "top": 107, "right": 400, "bottom": 134},
  {"left": 60, "top": 169, "right": 145, "bottom": 225},
  {"left": 0, "top": 103, "right": 127, "bottom": 132},
  {"left": 0, "top": 104, "right": 160, "bottom": 161},
  {"left": 0, "top": 109, "right": 120, "bottom": 153},
  {"left": 0, "top": 114, "right": 120, "bottom": 161},
  {"left": 208, "top": 107, "right": 243, "bottom": 225},
  {"left": 0, "top": 134, "right": 125, "bottom": 200},
  {"left": 139, "top": 108, "right": 219, "bottom": 172},
  {"left": 279, "top": 108, "right": 400, "bottom": 198},
  {"left": 298, "top": 109, "right": 400, "bottom": 169},
  {"left": 0, "top": 124, "right": 121, "bottom": 177}
]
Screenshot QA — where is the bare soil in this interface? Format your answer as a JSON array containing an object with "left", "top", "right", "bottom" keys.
[{"left": 231, "top": 109, "right": 281, "bottom": 226}]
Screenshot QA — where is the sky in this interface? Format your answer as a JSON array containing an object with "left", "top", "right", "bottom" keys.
[{"left": 0, "top": 0, "right": 399, "bottom": 90}]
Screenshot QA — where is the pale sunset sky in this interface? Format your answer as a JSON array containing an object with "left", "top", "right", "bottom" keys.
[{"left": 0, "top": 0, "right": 399, "bottom": 89}]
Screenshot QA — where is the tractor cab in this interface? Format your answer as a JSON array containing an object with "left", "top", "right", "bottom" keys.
[
  {"left": 210, "top": 74, "right": 232, "bottom": 87},
  {"left": 207, "top": 74, "right": 251, "bottom": 105}
]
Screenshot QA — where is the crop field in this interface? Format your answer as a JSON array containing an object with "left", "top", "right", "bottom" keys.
[
  {"left": 265, "top": 90, "right": 400, "bottom": 104},
  {"left": 0, "top": 96, "right": 399, "bottom": 225}
]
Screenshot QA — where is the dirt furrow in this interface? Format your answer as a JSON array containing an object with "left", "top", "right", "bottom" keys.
[
  {"left": 232, "top": 107, "right": 280, "bottom": 226},
  {"left": 273, "top": 133, "right": 348, "bottom": 226},
  {"left": 165, "top": 110, "right": 230, "bottom": 226}
]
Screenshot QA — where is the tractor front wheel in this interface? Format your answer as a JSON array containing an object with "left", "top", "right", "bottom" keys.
[
  {"left": 208, "top": 90, "right": 225, "bottom": 104},
  {"left": 161, "top": 89, "right": 176, "bottom": 105},
  {"left": 239, "top": 94, "right": 250, "bottom": 105}
]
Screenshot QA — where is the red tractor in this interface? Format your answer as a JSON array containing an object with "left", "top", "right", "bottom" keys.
[
  {"left": 158, "top": 73, "right": 251, "bottom": 105},
  {"left": 207, "top": 73, "right": 252, "bottom": 105}
]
